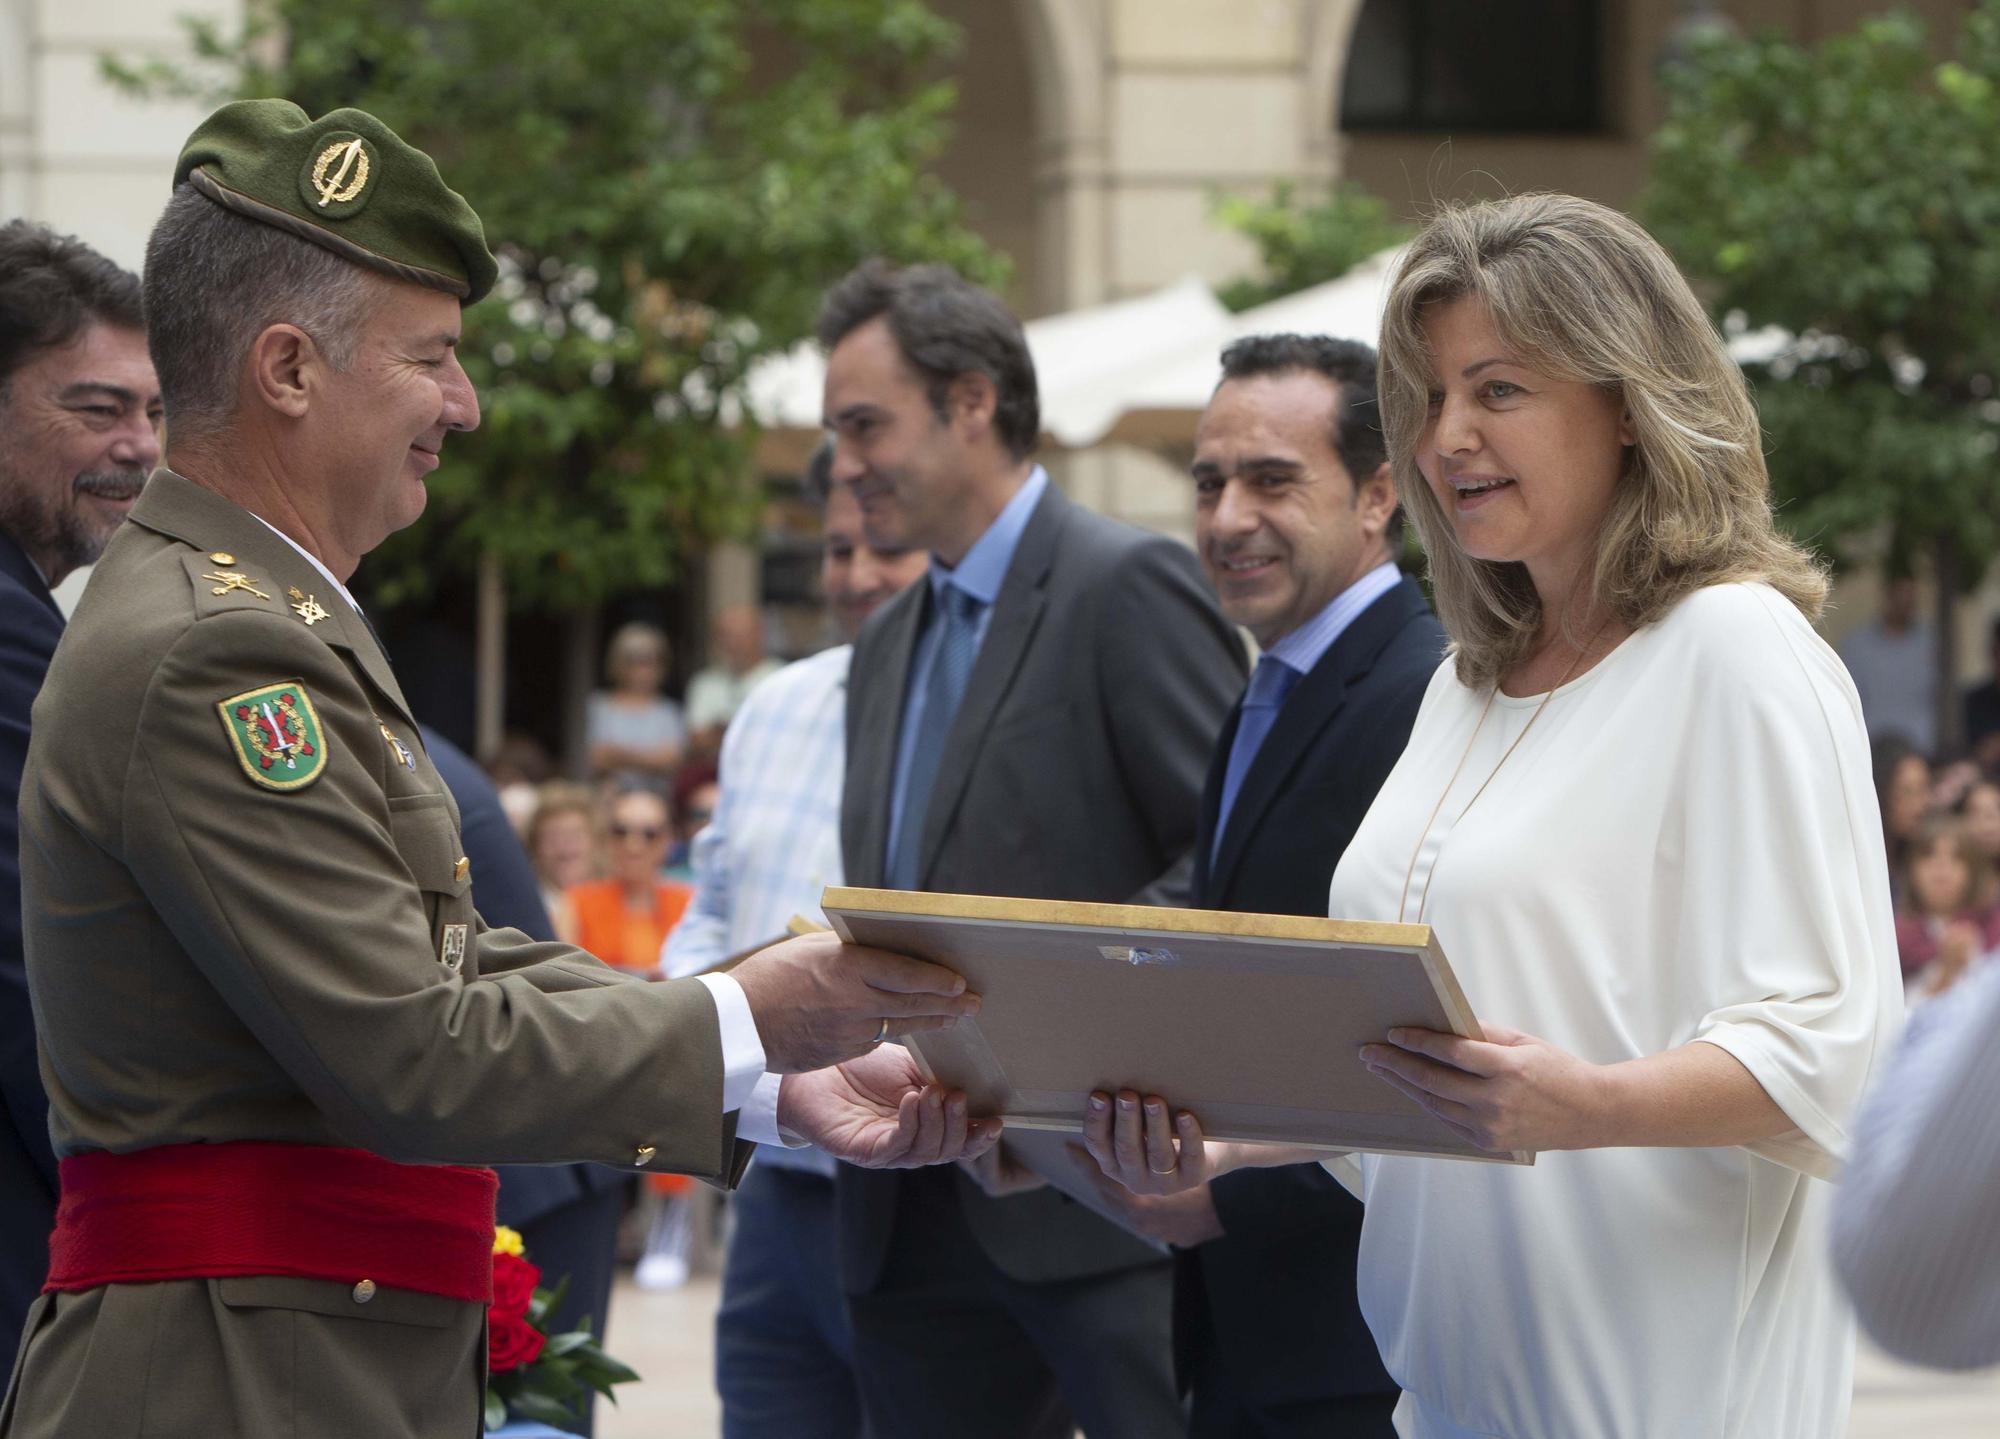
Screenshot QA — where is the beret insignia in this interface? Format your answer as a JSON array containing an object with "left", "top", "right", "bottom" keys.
[{"left": 301, "top": 133, "right": 378, "bottom": 219}]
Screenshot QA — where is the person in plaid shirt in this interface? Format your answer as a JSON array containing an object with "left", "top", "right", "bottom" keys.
[{"left": 663, "top": 441, "right": 927, "bottom": 1439}]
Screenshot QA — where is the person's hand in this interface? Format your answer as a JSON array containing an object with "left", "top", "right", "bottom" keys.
[
  {"left": 776, "top": 1044, "right": 1002, "bottom": 1169},
  {"left": 1928, "top": 923, "right": 1980, "bottom": 996},
  {"left": 1933, "top": 760, "right": 1981, "bottom": 811},
  {"left": 1360, "top": 1024, "right": 1609, "bottom": 1152},
  {"left": 1080, "top": 1089, "right": 1211, "bottom": 1196},
  {"left": 958, "top": 1142, "right": 1049, "bottom": 1198},
  {"left": 732, "top": 931, "right": 980, "bottom": 1073},
  {"left": 1072, "top": 1148, "right": 1225, "bottom": 1247}
]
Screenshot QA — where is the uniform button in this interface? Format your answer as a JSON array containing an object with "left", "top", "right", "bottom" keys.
[
  {"left": 352, "top": 1279, "right": 376, "bottom": 1303},
  {"left": 634, "top": 1145, "right": 656, "bottom": 1167},
  {"left": 208, "top": 551, "right": 235, "bottom": 565},
  {"left": 453, "top": 856, "right": 471, "bottom": 882}
]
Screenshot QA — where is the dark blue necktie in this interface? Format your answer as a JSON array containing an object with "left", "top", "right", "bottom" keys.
[
  {"left": 1212, "top": 655, "right": 1301, "bottom": 861},
  {"left": 887, "top": 584, "right": 984, "bottom": 889}
]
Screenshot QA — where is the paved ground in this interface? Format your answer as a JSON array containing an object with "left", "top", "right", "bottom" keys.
[{"left": 599, "top": 1274, "right": 2000, "bottom": 1437}]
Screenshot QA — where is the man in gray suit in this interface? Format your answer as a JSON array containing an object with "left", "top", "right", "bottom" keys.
[{"left": 821, "top": 260, "right": 1246, "bottom": 1438}]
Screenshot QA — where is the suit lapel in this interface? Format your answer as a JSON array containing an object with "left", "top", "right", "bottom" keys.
[
  {"left": 913, "top": 486, "right": 1066, "bottom": 887},
  {"left": 842, "top": 580, "right": 927, "bottom": 889},
  {"left": 1207, "top": 579, "right": 1430, "bottom": 899},
  {"left": 0, "top": 529, "right": 61, "bottom": 621}
]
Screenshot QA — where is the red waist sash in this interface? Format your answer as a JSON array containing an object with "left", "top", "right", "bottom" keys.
[{"left": 45, "top": 1141, "right": 498, "bottom": 1303}]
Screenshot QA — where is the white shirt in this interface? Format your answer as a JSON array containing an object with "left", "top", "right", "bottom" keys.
[
  {"left": 253, "top": 517, "right": 781, "bottom": 1143},
  {"left": 1328, "top": 583, "right": 1903, "bottom": 1439},
  {"left": 665, "top": 644, "right": 852, "bottom": 1174}
]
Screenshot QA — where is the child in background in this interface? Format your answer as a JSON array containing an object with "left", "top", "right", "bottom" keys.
[
  {"left": 1896, "top": 812, "right": 2000, "bottom": 1000},
  {"left": 1960, "top": 778, "right": 2000, "bottom": 873}
]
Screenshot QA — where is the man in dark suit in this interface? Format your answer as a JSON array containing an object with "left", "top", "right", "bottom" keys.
[
  {"left": 420, "top": 724, "right": 628, "bottom": 1438},
  {"left": 1087, "top": 335, "right": 1445, "bottom": 1436},
  {"left": 821, "top": 260, "right": 1246, "bottom": 1438},
  {"left": 0, "top": 221, "right": 158, "bottom": 1365}
]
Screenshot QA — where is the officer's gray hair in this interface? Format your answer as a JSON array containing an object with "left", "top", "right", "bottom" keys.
[{"left": 142, "top": 185, "right": 378, "bottom": 442}]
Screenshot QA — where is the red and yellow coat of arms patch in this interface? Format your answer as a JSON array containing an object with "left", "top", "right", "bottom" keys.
[{"left": 217, "top": 682, "right": 328, "bottom": 791}]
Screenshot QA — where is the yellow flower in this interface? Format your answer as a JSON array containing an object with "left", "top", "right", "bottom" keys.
[{"left": 492, "top": 1225, "right": 525, "bottom": 1258}]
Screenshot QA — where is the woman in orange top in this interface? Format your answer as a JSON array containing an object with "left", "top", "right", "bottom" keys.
[{"left": 566, "top": 784, "right": 691, "bottom": 972}]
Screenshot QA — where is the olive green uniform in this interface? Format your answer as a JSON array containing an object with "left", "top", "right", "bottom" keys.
[{"left": 0, "top": 471, "right": 749, "bottom": 1438}]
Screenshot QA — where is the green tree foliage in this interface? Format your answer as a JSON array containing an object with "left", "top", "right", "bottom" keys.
[
  {"left": 1213, "top": 181, "right": 1412, "bottom": 312},
  {"left": 1645, "top": 6, "right": 2000, "bottom": 588},
  {"left": 109, "top": 0, "right": 1002, "bottom": 609}
]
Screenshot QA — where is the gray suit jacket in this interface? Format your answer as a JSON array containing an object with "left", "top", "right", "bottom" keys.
[{"left": 838, "top": 481, "right": 1246, "bottom": 1290}]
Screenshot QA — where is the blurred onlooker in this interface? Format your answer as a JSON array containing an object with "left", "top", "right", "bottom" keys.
[
  {"left": 1961, "top": 778, "right": 2000, "bottom": 872},
  {"left": 587, "top": 622, "right": 687, "bottom": 781},
  {"left": 564, "top": 778, "right": 706, "bottom": 1294},
  {"left": 1842, "top": 574, "right": 1936, "bottom": 755},
  {"left": 1965, "top": 616, "right": 2000, "bottom": 772},
  {"left": 568, "top": 783, "right": 691, "bottom": 971},
  {"left": 686, "top": 605, "right": 781, "bottom": 741},
  {"left": 526, "top": 782, "right": 599, "bottom": 944},
  {"left": 667, "top": 759, "right": 720, "bottom": 881},
  {"left": 1895, "top": 813, "right": 2000, "bottom": 1000},
  {"left": 1874, "top": 737, "right": 1933, "bottom": 904},
  {"left": 487, "top": 731, "right": 555, "bottom": 836}
]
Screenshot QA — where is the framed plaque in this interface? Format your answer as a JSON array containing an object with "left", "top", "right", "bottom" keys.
[{"left": 823, "top": 887, "right": 1531, "bottom": 1166}]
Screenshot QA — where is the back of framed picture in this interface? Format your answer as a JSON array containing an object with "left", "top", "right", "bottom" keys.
[{"left": 822, "top": 887, "right": 1531, "bottom": 1166}]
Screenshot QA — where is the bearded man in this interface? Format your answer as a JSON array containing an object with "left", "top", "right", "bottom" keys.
[{"left": 0, "top": 220, "right": 161, "bottom": 1366}]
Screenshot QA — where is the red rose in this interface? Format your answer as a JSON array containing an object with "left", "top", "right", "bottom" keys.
[
  {"left": 488, "top": 1310, "right": 546, "bottom": 1374},
  {"left": 491, "top": 1253, "right": 541, "bottom": 1321}
]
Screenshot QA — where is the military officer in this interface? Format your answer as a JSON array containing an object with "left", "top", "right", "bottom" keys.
[{"left": 0, "top": 101, "right": 995, "bottom": 1439}]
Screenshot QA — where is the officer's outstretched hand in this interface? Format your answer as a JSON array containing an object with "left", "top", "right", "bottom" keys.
[
  {"left": 777, "top": 1044, "right": 1003, "bottom": 1169},
  {"left": 733, "top": 931, "right": 980, "bottom": 1073}
]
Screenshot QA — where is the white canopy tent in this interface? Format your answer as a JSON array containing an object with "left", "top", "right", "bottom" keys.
[
  {"left": 741, "top": 248, "right": 1799, "bottom": 468},
  {"left": 1094, "top": 246, "right": 1409, "bottom": 452},
  {"left": 1085, "top": 248, "right": 1803, "bottom": 454}
]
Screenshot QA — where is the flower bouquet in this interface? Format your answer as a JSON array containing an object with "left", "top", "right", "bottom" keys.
[{"left": 484, "top": 1225, "right": 640, "bottom": 1433}]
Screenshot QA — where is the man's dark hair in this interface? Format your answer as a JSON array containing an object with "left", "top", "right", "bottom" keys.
[
  {"left": 0, "top": 220, "right": 145, "bottom": 402},
  {"left": 1217, "top": 332, "right": 1402, "bottom": 547},
  {"left": 804, "top": 437, "right": 835, "bottom": 505},
  {"left": 817, "top": 260, "right": 1040, "bottom": 462}
]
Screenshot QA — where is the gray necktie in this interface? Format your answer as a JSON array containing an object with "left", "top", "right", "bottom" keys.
[{"left": 887, "top": 584, "right": 983, "bottom": 889}]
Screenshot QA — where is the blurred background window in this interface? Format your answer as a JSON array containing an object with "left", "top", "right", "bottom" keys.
[{"left": 1341, "top": 0, "right": 1604, "bottom": 135}]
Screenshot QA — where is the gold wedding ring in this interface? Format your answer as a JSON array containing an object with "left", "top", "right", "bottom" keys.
[{"left": 1148, "top": 1158, "right": 1178, "bottom": 1175}]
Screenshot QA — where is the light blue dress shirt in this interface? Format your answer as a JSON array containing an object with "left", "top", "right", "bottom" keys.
[
  {"left": 883, "top": 467, "right": 1049, "bottom": 873},
  {"left": 662, "top": 645, "right": 852, "bottom": 1173}
]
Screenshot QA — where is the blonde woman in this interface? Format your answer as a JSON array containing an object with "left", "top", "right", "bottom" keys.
[{"left": 1085, "top": 194, "right": 1901, "bottom": 1437}]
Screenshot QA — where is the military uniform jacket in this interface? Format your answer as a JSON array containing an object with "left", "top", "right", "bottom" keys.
[{"left": 19, "top": 471, "right": 745, "bottom": 1179}]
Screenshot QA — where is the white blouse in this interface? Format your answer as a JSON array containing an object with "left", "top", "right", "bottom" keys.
[{"left": 1328, "top": 583, "right": 1903, "bottom": 1439}]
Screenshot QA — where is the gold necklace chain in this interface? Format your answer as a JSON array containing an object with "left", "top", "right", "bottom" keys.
[{"left": 1396, "top": 628, "right": 1604, "bottom": 924}]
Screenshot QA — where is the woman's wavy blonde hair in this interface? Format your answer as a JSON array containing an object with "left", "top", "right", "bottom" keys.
[{"left": 1377, "top": 193, "right": 1826, "bottom": 689}]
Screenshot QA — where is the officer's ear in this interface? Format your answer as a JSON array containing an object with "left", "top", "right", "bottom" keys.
[{"left": 246, "top": 323, "right": 318, "bottom": 421}]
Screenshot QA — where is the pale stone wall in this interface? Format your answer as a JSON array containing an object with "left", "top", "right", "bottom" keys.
[{"left": 0, "top": 0, "right": 241, "bottom": 271}]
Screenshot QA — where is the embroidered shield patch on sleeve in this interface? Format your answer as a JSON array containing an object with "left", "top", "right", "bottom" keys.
[{"left": 218, "top": 682, "right": 328, "bottom": 791}]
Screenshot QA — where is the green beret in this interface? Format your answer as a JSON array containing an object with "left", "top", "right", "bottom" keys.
[{"left": 174, "top": 99, "right": 497, "bottom": 305}]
